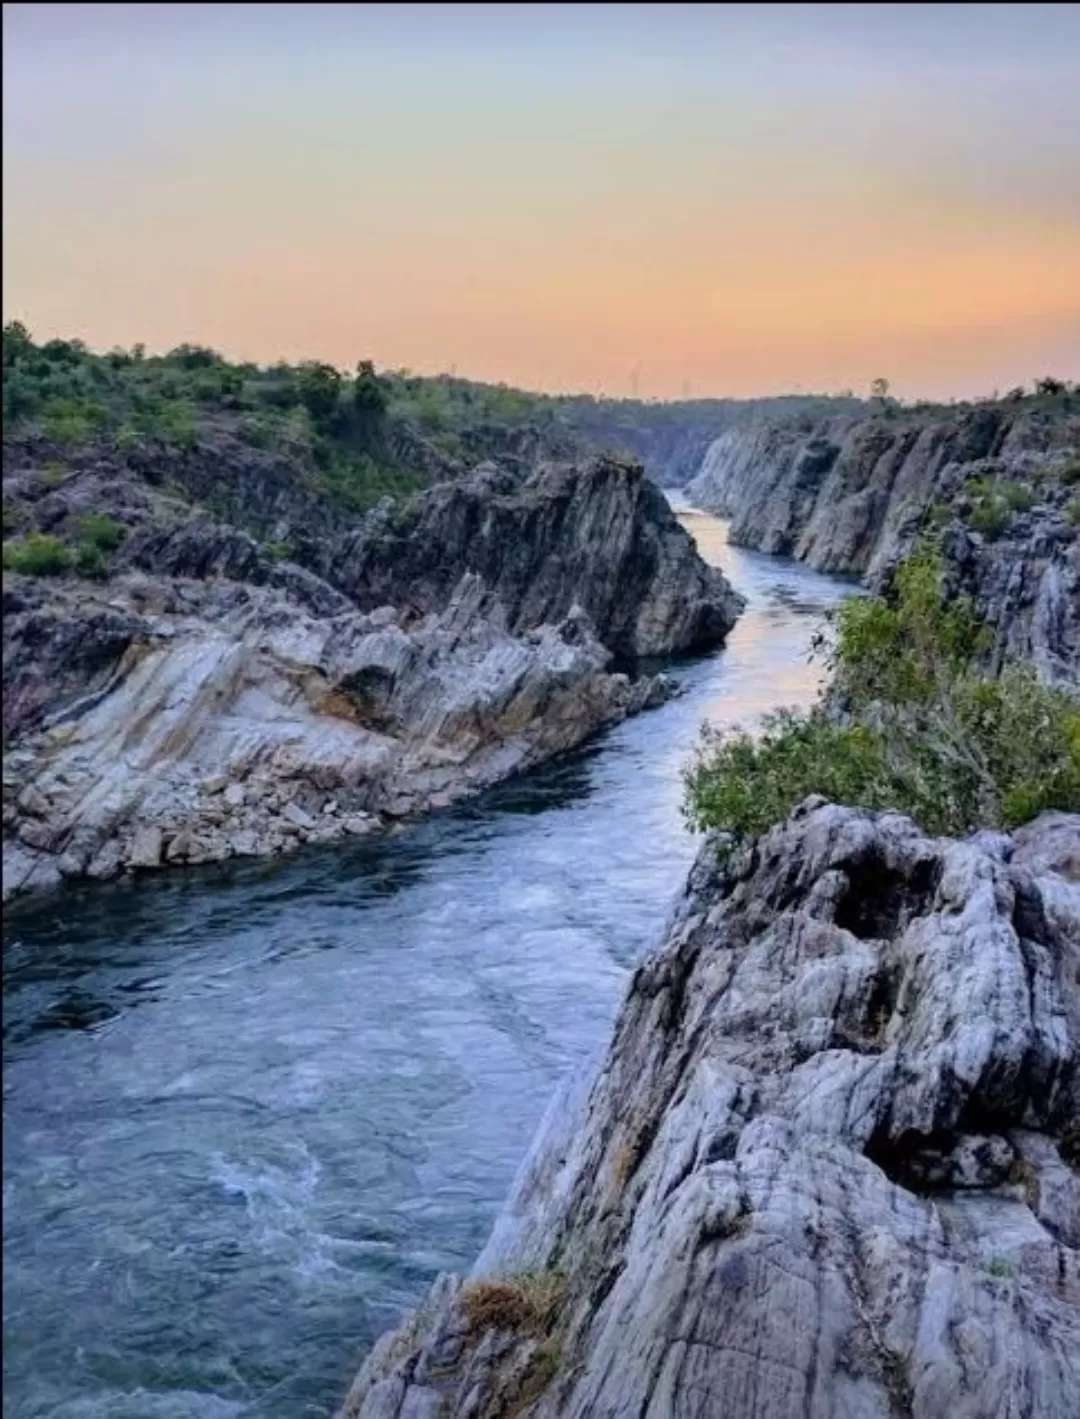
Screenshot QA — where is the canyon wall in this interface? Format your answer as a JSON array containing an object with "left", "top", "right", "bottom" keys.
[{"left": 687, "top": 400, "right": 1080, "bottom": 686}]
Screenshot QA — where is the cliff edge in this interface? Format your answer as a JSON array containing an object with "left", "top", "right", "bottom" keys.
[
  {"left": 687, "top": 399, "right": 1080, "bottom": 687},
  {"left": 339, "top": 801, "right": 1080, "bottom": 1419}
]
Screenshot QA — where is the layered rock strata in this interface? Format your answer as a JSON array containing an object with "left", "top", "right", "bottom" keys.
[{"left": 3, "top": 456, "right": 741, "bottom": 900}]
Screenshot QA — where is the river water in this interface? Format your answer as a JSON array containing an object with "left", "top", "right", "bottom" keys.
[{"left": 2, "top": 504, "right": 857, "bottom": 1419}]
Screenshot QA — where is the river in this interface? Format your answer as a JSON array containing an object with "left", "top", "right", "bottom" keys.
[{"left": 2, "top": 504, "right": 857, "bottom": 1419}]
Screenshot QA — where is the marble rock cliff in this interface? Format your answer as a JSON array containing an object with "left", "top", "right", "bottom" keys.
[
  {"left": 2, "top": 455, "right": 742, "bottom": 901},
  {"left": 320, "top": 455, "right": 743, "bottom": 659},
  {"left": 687, "top": 403, "right": 1080, "bottom": 687},
  {"left": 340, "top": 801, "right": 1080, "bottom": 1419}
]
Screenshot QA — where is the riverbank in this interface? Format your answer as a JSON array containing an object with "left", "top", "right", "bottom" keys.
[
  {"left": 2, "top": 513, "right": 856, "bottom": 1419},
  {"left": 3, "top": 456, "right": 742, "bottom": 903}
]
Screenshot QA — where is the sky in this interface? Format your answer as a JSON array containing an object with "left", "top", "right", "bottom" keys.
[{"left": 4, "top": 2, "right": 1079, "bottom": 400}]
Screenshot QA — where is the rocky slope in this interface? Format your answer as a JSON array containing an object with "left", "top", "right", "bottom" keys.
[
  {"left": 2, "top": 453, "right": 741, "bottom": 901},
  {"left": 339, "top": 800, "right": 1080, "bottom": 1419},
  {"left": 686, "top": 400, "right": 1080, "bottom": 686},
  {"left": 322, "top": 456, "right": 743, "bottom": 658}
]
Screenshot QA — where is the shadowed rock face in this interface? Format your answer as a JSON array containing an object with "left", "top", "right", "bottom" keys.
[
  {"left": 340, "top": 803, "right": 1080, "bottom": 1419},
  {"left": 324, "top": 455, "right": 744, "bottom": 659},
  {"left": 687, "top": 405, "right": 1080, "bottom": 687}
]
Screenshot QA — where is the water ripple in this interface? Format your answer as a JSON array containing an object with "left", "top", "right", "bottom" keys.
[{"left": 2, "top": 514, "right": 857, "bottom": 1419}]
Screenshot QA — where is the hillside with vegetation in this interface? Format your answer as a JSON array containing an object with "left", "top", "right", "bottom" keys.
[
  {"left": 685, "top": 542, "right": 1080, "bottom": 842},
  {"left": 1, "top": 323, "right": 862, "bottom": 532}
]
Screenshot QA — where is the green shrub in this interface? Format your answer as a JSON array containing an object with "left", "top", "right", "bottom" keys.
[
  {"left": 1067, "top": 498, "right": 1080, "bottom": 527},
  {"left": 313, "top": 443, "right": 425, "bottom": 512},
  {"left": 1000, "top": 482, "right": 1034, "bottom": 513},
  {"left": 1061, "top": 460, "right": 1080, "bottom": 487},
  {"left": 684, "top": 545, "right": 1080, "bottom": 844},
  {"left": 263, "top": 539, "right": 290, "bottom": 561},
  {"left": 137, "top": 400, "right": 198, "bottom": 449},
  {"left": 239, "top": 415, "right": 275, "bottom": 449},
  {"left": 297, "top": 361, "right": 343, "bottom": 427},
  {"left": 75, "top": 541, "right": 109, "bottom": 579},
  {"left": 2, "top": 532, "right": 73, "bottom": 576},
  {"left": 40, "top": 397, "right": 110, "bottom": 446},
  {"left": 967, "top": 497, "right": 1008, "bottom": 540},
  {"left": 76, "top": 512, "right": 126, "bottom": 552}
]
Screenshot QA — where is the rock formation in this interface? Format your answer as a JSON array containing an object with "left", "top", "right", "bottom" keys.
[
  {"left": 687, "top": 402, "right": 1080, "bottom": 687},
  {"left": 339, "top": 800, "right": 1080, "bottom": 1419},
  {"left": 3, "top": 452, "right": 741, "bottom": 900},
  {"left": 324, "top": 455, "right": 744, "bottom": 658}
]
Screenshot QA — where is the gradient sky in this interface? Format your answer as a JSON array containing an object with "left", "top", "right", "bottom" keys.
[{"left": 4, "top": 3, "right": 1079, "bottom": 399}]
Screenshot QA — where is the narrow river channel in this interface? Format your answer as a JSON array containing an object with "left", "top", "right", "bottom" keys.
[{"left": 2, "top": 503, "right": 858, "bottom": 1419}]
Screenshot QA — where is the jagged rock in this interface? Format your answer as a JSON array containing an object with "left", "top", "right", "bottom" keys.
[
  {"left": 687, "top": 405, "right": 1080, "bottom": 686},
  {"left": 229, "top": 829, "right": 259, "bottom": 857},
  {"left": 2, "top": 572, "right": 688, "bottom": 902},
  {"left": 282, "top": 801, "right": 316, "bottom": 830},
  {"left": 327, "top": 455, "right": 743, "bottom": 658},
  {"left": 165, "top": 828, "right": 195, "bottom": 861},
  {"left": 86, "top": 841, "right": 123, "bottom": 881},
  {"left": 4, "top": 446, "right": 741, "bottom": 901},
  {"left": 341, "top": 804, "right": 1080, "bottom": 1419},
  {"left": 17, "top": 819, "right": 55, "bottom": 851},
  {"left": 16, "top": 785, "right": 51, "bottom": 818}
]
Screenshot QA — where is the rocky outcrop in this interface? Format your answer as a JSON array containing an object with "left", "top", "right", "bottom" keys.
[
  {"left": 327, "top": 455, "right": 744, "bottom": 659},
  {"left": 3, "top": 450, "right": 740, "bottom": 900},
  {"left": 2, "top": 571, "right": 674, "bottom": 901},
  {"left": 2, "top": 427, "right": 350, "bottom": 545},
  {"left": 340, "top": 801, "right": 1080, "bottom": 1419},
  {"left": 686, "top": 402, "right": 1080, "bottom": 686}
]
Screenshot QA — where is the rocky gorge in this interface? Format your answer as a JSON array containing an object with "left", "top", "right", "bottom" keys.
[
  {"left": 2, "top": 450, "right": 743, "bottom": 902},
  {"left": 340, "top": 800, "right": 1080, "bottom": 1419},
  {"left": 686, "top": 397, "right": 1080, "bottom": 687},
  {"left": 333, "top": 396, "right": 1080, "bottom": 1418},
  {"left": 4, "top": 339, "right": 1079, "bottom": 1419}
]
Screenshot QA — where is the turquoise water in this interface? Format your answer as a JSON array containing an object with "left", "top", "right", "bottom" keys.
[{"left": 2, "top": 509, "right": 857, "bottom": 1418}]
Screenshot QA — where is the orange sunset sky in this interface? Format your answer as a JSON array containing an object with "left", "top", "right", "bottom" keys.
[{"left": 4, "top": 2, "right": 1079, "bottom": 401}]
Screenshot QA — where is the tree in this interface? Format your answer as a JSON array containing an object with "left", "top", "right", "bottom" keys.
[
  {"left": 297, "top": 361, "right": 343, "bottom": 427},
  {"left": 352, "top": 358, "right": 388, "bottom": 449},
  {"left": 166, "top": 343, "right": 222, "bottom": 370},
  {"left": 684, "top": 544, "right": 1080, "bottom": 843},
  {"left": 1035, "top": 376, "right": 1065, "bottom": 397},
  {"left": 40, "top": 337, "right": 86, "bottom": 365},
  {"left": 870, "top": 377, "right": 890, "bottom": 403},
  {"left": 2, "top": 321, "right": 32, "bottom": 366}
]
